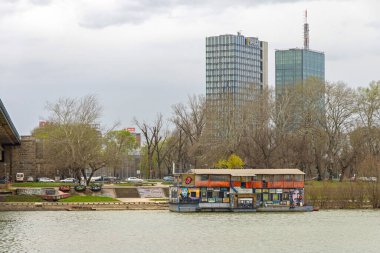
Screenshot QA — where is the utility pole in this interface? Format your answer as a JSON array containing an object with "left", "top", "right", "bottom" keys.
[{"left": 304, "top": 9, "right": 309, "bottom": 50}]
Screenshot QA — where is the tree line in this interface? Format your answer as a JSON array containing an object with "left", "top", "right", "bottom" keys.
[
  {"left": 34, "top": 80, "right": 380, "bottom": 182},
  {"left": 137, "top": 79, "right": 380, "bottom": 181}
]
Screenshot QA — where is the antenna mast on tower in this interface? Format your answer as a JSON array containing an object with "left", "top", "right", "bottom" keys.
[{"left": 304, "top": 10, "right": 309, "bottom": 50}]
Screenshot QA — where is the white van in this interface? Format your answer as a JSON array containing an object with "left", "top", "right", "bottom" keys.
[{"left": 16, "top": 173, "right": 24, "bottom": 182}]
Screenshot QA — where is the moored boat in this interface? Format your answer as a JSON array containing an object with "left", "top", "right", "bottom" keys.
[
  {"left": 59, "top": 185, "right": 71, "bottom": 192},
  {"left": 169, "top": 168, "right": 313, "bottom": 212},
  {"left": 74, "top": 185, "right": 86, "bottom": 192}
]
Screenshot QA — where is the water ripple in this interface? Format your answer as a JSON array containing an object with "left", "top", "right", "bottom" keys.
[{"left": 0, "top": 210, "right": 379, "bottom": 253}]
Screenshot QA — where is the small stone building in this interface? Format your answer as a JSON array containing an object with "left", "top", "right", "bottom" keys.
[
  {"left": 11, "top": 136, "right": 56, "bottom": 180},
  {"left": 1, "top": 99, "right": 55, "bottom": 180}
]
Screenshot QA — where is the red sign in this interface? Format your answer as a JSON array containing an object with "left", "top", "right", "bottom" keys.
[
  {"left": 125, "top": 128, "right": 135, "bottom": 133},
  {"left": 185, "top": 176, "right": 192, "bottom": 185}
]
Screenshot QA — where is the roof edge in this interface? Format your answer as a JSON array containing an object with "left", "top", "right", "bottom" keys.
[{"left": 0, "top": 99, "right": 21, "bottom": 144}]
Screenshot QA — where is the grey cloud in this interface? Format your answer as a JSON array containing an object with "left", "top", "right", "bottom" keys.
[
  {"left": 0, "top": 0, "right": 51, "bottom": 19},
  {"left": 368, "top": 21, "right": 380, "bottom": 30},
  {"left": 79, "top": 1, "right": 169, "bottom": 28},
  {"left": 79, "top": 0, "right": 304, "bottom": 29},
  {"left": 29, "top": 0, "right": 52, "bottom": 5}
]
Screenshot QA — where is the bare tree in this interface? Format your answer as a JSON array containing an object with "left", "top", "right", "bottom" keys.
[
  {"left": 320, "top": 82, "right": 356, "bottom": 180},
  {"left": 152, "top": 114, "right": 172, "bottom": 178},
  {"left": 356, "top": 81, "right": 380, "bottom": 155},
  {"left": 33, "top": 95, "right": 110, "bottom": 185},
  {"left": 104, "top": 130, "right": 137, "bottom": 177},
  {"left": 238, "top": 88, "right": 279, "bottom": 168},
  {"left": 134, "top": 117, "right": 157, "bottom": 179},
  {"left": 171, "top": 95, "right": 206, "bottom": 170},
  {"left": 135, "top": 114, "right": 170, "bottom": 178}
]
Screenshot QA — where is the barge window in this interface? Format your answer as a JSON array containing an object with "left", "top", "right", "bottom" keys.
[
  {"left": 231, "top": 176, "right": 240, "bottom": 181},
  {"left": 241, "top": 176, "right": 250, "bottom": 182},
  {"left": 256, "top": 194, "right": 262, "bottom": 201},
  {"left": 262, "top": 175, "right": 273, "bottom": 182},
  {"left": 295, "top": 175, "right": 303, "bottom": 181},
  {"left": 284, "top": 175, "right": 293, "bottom": 181},
  {"left": 199, "top": 175, "right": 209, "bottom": 181},
  {"left": 210, "top": 175, "right": 229, "bottom": 181}
]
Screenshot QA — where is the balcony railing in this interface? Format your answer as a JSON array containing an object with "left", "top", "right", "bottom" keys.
[{"left": 195, "top": 181, "right": 304, "bottom": 189}]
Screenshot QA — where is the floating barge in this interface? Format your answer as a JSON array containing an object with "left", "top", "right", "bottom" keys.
[{"left": 169, "top": 169, "right": 312, "bottom": 212}]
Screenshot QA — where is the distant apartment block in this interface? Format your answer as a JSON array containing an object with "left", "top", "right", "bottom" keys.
[
  {"left": 275, "top": 11, "right": 325, "bottom": 98},
  {"left": 206, "top": 33, "right": 268, "bottom": 107},
  {"left": 275, "top": 48, "right": 325, "bottom": 97}
]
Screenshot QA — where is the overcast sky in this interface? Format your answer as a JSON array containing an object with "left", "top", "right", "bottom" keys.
[{"left": 1, "top": 0, "right": 379, "bottom": 135}]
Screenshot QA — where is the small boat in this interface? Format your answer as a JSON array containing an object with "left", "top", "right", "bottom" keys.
[
  {"left": 41, "top": 188, "right": 70, "bottom": 201},
  {"left": 90, "top": 184, "right": 102, "bottom": 192},
  {"left": 59, "top": 185, "right": 71, "bottom": 192},
  {"left": 74, "top": 185, "right": 86, "bottom": 192},
  {"left": 41, "top": 192, "right": 70, "bottom": 201}
]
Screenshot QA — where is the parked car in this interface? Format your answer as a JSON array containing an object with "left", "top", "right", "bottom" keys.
[
  {"left": 94, "top": 176, "right": 119, "bottom": 183},
  {"left": 163, "top": 176, "right": 174, "bottom": 182},
  {"left": 38, "top": 177, "right": 55, "bottom": 183},
  {"left": 126, "top": 177, "right": 143, "bottom": 182},
  {"left": 26, "top": 176, "right": 34, "bottom": 182},
  {"left": 60, "top": 178, "right": 77, "bottom": 183},
  {"left": 0, "top": 176, "right": 8, "bottom": 184},
  {"left": 16, "top": 173, "right": 24, "bottom": 182}
]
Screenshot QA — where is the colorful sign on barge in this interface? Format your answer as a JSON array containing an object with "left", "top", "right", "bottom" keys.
[{"left": 169, "top": 169, "right": 313, "bottom": 212}]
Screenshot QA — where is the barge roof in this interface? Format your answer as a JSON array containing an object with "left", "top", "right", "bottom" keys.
[{"left": 190, "top": 169, "right": 305, "bottom": 176}]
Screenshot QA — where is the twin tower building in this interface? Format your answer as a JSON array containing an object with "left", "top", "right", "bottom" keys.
[{"left": 206, "top": 12, "right": 325, "bottom": 111}]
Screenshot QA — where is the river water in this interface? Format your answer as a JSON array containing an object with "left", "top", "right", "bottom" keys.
[{"left": 0, "top": 210, "right": 379, "bottom": 253}]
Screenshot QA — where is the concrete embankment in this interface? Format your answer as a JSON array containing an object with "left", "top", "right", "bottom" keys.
[{"left": 0, "top": 202, "right": 168, "bottom": 211}]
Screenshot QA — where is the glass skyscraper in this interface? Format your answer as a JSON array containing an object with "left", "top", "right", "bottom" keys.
[
  {"left": 206, "top": 33, "right": 268, "bottom": 107},
  {"left": 275, "top": 48, "right": 325, "bottom": 97}
]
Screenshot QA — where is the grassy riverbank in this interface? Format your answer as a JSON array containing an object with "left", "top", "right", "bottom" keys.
[
  {"left": 58, "top": 196, "right": 119, "bottom": 202},
  {"left": 305, "top": 181, "right": 380, "bottom": 208},
  {"left": 1, "top": 195, "right": 119, "bottom": 203},
  {"left": 2, "top": 195, "right": 46, "bottom": 202}
]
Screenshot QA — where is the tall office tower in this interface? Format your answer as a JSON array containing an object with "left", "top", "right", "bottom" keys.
[
  {"left": 275, "top": 11, "right": 325, "bottom": 98},
  {"left": 205, "top": 32, "right": 268, "bottom": 134}
]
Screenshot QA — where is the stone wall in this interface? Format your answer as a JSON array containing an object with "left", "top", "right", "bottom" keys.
[
  {"left": 0, "top": 145, "right": 13, "bottom": 178},
  {"left": 0, "top": 136, "right": 56, "bottom": 180}
]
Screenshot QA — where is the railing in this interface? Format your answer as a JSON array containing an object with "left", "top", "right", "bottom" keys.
[
  {"left": 194, "top": 181, "right": 304, "bottom": 189},
  {"left": 266, "top": 181, "right": 304, "bottom": 188}
]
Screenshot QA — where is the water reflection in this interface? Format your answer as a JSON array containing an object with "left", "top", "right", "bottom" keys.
[{"left": 0, "top": 210, "right": 379, "bottom": 253}]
